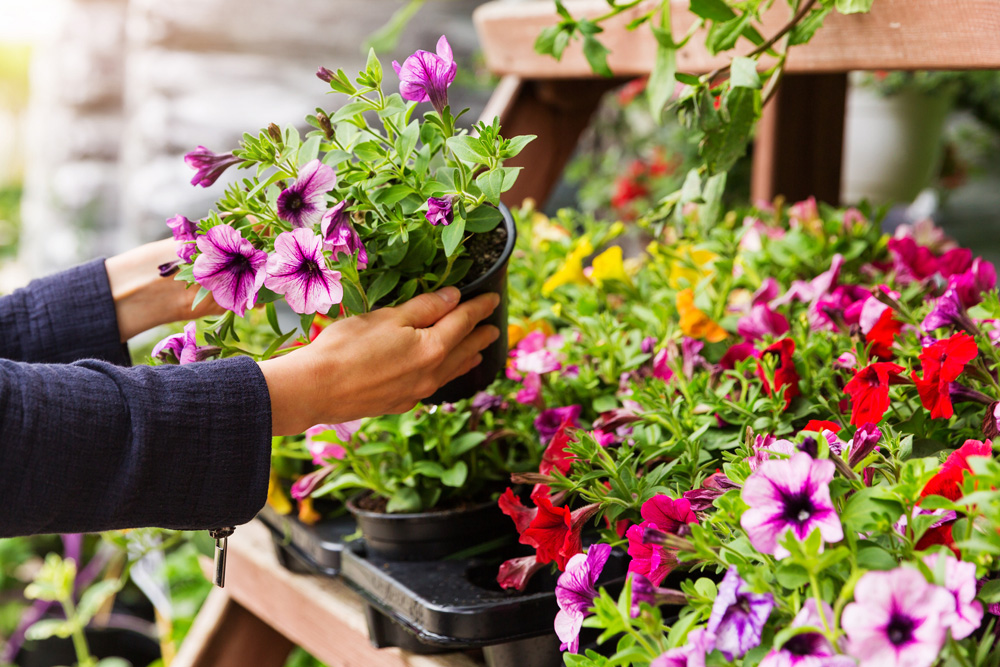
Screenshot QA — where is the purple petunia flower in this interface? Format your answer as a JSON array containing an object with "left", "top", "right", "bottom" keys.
[
  {"left": 847, "top": 423, "right": 882, "bottom": 468},
  {"left": 949, "top": 257, "right": 996, "bottom": 308},
  {"left": 426, "top": 196, "right": 455, "bottom": 226},
  {"left": 554, "top": 543, "right": 612, "bottom": 653},
  {"left": 741, "top": 452, "right": 843, "bottom": 558},
  {"left": 922, "top": 287, "right": 977, "bottom": 333},
  {"left": 842, "top": 567, "right": 954, "bottom": 667},
  {"left": 152, "top": 322, "right": 217, "bottom": 365},
  {"left": 321, "top": 200, "right": 367, "bottom": 269},
  {"left": 737, "top": 303, "right": 790, "bottom": 341},
  {"left": 264, "top": 228, "right": 343, "bottom": 315},
  {"left": 192, "top": 224, "right": 268, "bottom": 317},
  {"left": 184, "top": 146, "right": 242, "bottom": 188},
  {"left": 276, "top": 159, "right": 336, "bottom": 229},
  {"left": 653, "top": 338, "right": 708, "bottom": 383},
  {"left": 706, "top": 567, "right": 774, "bottom": 660},
  {"left": 759, "top": 600, "right": 855, "bottom": 667},
  {"left": 923, "top": 553, "right": 983, "bottom": 640},
  {"left": 166, "top": 214, "right": 198, "bottom": 263},
  {"left": 392, "top": 35, "right": 457, "bottom": 115},
  {"left": 535, "top": 405, "right": 582, "bottom": 443},
  {"left": 650, "top": 628, "right": 717, "bottom": 667}
]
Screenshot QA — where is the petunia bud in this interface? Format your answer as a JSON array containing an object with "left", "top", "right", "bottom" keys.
[
  {"left": 983, "top": 402, "right": 1000, "bottom": 440},
  {"left": 267, "top": 123, "right": 283, "bottom": 144},
  {"left": 316, "top": 66, "right": 335, "bottom": 83}
]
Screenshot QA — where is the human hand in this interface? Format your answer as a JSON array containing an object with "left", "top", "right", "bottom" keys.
[
  {"left": 106, "top": 238, "right": 224, "bottom": 341},
  {"left": 259, "top": 288, "right": 501, "bottom": 435}
]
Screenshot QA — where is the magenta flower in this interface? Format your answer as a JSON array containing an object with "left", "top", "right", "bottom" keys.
[
  {"left": 626, "top": 496, "right": 697, "bottom": 585},
  {"left": 842, "top": 567, "right": 954, "bottom": 667},
  {"left": 554, "top": 543, "right": 611, "bottom": 653},
  {"left": 741, "top": 452, "right": 843, "bottom": 558},
  {"left": 321, "top": 201, "right": 367, "bottom": 269},
  {"left": 290, "top": 465, "right": 335, "bottom": 501},
  {"left": 737, "top": 304, "right": 790, "bottom": 341},
  {"left": 535, "top": 405, "right": 582, "bottom": 443},
  {"left": 192, "top": 224, "right": 268, "bottom": 316},
  {"left": 683, "top": 472, "right": 739, "bottom": 512},
  {"left": 515, "top": 372, "right": 542, "bottom": 405},
  {"left": 152, "top": 322, "right": 216, "bottom": 365},
  {"left": 922, "top": 287, "right": 977, "bottom": 333},
  {"left": 847, "top": 423, "right": 882, "bottom": 468},
  {"left": 276, "top": 159, "right": 336, "bottom": 229},
  {"left": 760, "top": 600, "right": 854, "bottom": 667},
  {"left": 706, "top": 567, "right": 774, "bottom": 659},
  {"left": 497, "top": 554, "right": 546, "bottom": 591},
  {"left": 184, "top": 146, "right": 242, "bottom": 187},
  {"left": 746, "top": 434, "right": 798, "bottom": 472},
  {"left": 166, "top": 214, "right": 198, "bottom": 263},
  {"left": 264, "top": 228, "right": 343, "bottom": 315},
  {"left": 653, "top": 338, "right": 708, "bottom": 382},
  {"left": 923, "top": 553, "right": 983, "bottom": 640},
  {"left": 426, "top": 196, "right": 455, "bottom": 226},
  {"left": 510, "top": 331, "right": 563, "bottom": 376},
  {"left": 650, "top": 629, "right": 716, "bottom": 667},
  {"left": 392, "top": 35, "right": 457, "bottom": 115},
  {"left": 949, "top": 257, "right": 996, "bottom": 308},
  {"left": 304, "top": 421, "right": 361, "bottom": 465}
]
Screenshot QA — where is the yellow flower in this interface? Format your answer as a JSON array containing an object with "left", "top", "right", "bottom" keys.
[
  {"left": 589, "top": 246, "right": 633, "bottom": 288},
  {"left": 543, "top": 238, "right": 594, "bottom": 295},
  {"left": 668, "top": 244, "right": 718, "bottom": 289},
  {"left": 677, "top": 289, "right": 727, "bottom": 343},
  {"left": 531, "top": 212, "right": 571, "bottom": 251},
  {"left": 298, "top": 497, "right": 321, "bottom": 525},
  {"left": 266, "top": 470, "right": 293, "bottom": 515},
  {"left": 508, "top": 319, "right": 555, "bottom": 347}
]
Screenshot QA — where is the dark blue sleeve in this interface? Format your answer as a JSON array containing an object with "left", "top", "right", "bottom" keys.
[
  {"left": 0, "top": 355, "right": 272, "bottom": 536},
  {"left": 0, "top": 259, "right": 130, "bottom": 365}
]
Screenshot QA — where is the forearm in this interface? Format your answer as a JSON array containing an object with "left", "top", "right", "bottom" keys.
[
  {"left": 0, "top": 357, "right": 272, "bottom": 537},
  {"left": 106, "top": 238, "right": 194, "bottom": 342}
]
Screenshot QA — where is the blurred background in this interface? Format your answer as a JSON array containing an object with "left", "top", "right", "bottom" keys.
[{"left": 3, "top": 0, "right": 1000, "bottom": 665}]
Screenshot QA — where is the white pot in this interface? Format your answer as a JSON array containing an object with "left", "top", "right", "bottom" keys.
[{"left": 840, "top": 85, "right": 953, "bottom": 205}]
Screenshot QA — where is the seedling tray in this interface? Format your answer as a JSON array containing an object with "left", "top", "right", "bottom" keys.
[{"left": 257, "top": 505, "right": 358, "bottom": 577}]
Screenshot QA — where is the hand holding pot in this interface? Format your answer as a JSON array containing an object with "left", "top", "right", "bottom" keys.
[{"left": 260, "top": 287, "right": 500, "bottom": 435}]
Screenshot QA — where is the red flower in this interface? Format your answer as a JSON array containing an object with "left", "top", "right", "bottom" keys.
[
  {"left": 498, "top": 488, "right": 536, "bottom": 533},
  {"left": 920, "top": 439, "right": 993, "bottom": 501},
  {"left": 914, "top": 518, "right": 959, "bottom": 556},
  {"left": 539, "top": 418, "right": 577, "bottom": 476},
  {"left": 865, "top": 309, "right": 904, "bottom": 359},
  {"left": 843, "top": 362, "right": 905, "bottom": 426},
  {"left": 520, "top": 495, "right": 599, "bottom": 570},
  {"left": 611, "top": 177, "right": 649, "bottom": 210},
  {"left": 912, "top": 332, "right": 979, "bottom": 419},
  {"left": 802, "top": 420, "right": 842, "bottom": 434},
  {"left": 757, "top": 338, "right": 800, "bottom": 409},
  {"left": 617, "top": 76, "right": 648, "bottom": 106}
]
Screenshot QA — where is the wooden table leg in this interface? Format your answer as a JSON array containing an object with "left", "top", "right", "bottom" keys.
[
  {"left": 751, "top": 72, "right": 848, "bottom": 206},
  {"left": 481, "top": 75, "right": 623, "bottom": 208},
  {"left": 172, "top": 588, "right": 294, "bottom": 667}
]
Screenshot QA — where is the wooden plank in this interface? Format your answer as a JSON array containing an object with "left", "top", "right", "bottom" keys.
[
  {"left": 172, "top": 588, "right": 294, "bottom": 667},
  {"left": 751, "top": 73, "right": 848, "bottom": 205},
  {"left": 475, "top": 0, "right": 1000, "bottom": 78},
  {"left": 482, "top": 75, "right": 622, "bottom": 207},
  {"left": 210, "top": 520, "right": 481, "bottom": 667}
]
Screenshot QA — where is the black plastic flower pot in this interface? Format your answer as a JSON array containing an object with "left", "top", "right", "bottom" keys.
[
  {"left": 425, "top": 203, "right": 517, "bottom": 405},
  {"left": 15, "top": 626, "right": 160, "bottom": 667},
  {"left": 257, "top": 504, "right": 357, "bottom": 576},
  {"left": 345, "top": 494, "right": 508, "bottom": 561}
]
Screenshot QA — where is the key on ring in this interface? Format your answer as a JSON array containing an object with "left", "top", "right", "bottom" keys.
[{"left": 209, "top": 527, "right": 235, "bottom": 588}]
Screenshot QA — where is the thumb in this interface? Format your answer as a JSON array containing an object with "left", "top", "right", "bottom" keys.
[{"left": 394, "top": 287, "right": 461, "bottom": 328}]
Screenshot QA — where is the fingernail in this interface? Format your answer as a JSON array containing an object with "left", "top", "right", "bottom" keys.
[
  {"left": 435, "top": 287, "right": 460, "bottom": 304},
  {"left": 488, "top": 325, "right": 500, "bottom": 342},
  {"left": 490, "top": 293, "right": 501, "bottom": 308}
]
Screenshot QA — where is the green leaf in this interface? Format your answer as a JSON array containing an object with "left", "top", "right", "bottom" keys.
[
  {"left": 706, "top": 13, "right": 751, "bottom": 55},
  {"left": 789, "top": 7, "right": 832, "bottom": 45},
  {"left": 702, "top": 87, "right": 759, "bottom": 173},
  {"left": 396, "top": 120, "right": 420, "bottom": 163},
  {"left": 980, "top": 579, "right": 1000, "bottom": 603},
  {"left": 856, "top": 545, "right": 898, "bottom": 571},
  {"left": 341, "top": 280, "right": 366, "bottom": 314},
  {"left": 299, "top": 313, "right": 316, "bottom": 336},
  {"left": 261, "top": 330, "right": 297, "bottom": 359},
  {"left": 25, "top": 618, "right": 75, "bottom": 641},
  {"left": 500, "top": 166, "right": 521, "bottom": 194},
  {"left": 675, "top": 72, "right": 700, "bottom": 85},
  {"left": 450, "top": 432, "right": 488, "bottom": 457},
  {"left": 441, "top": 461, "right": 468, "bottom": 487},
  {"left": 256, "top": 286, "right": 283, "bottom": 304},
  {"left": 366, "top": 271, "right": 401, "bottom": 306},
  {"left": 582, "top": 35, "right": 613, "bottom": 78},
  {"left": 699, "top": 171, "right": 727, "bottom": 226},
  {"left": 265, "top": 302, "right": 283, "bottom": 336},
  {"left": 534, "top": 26, "right": 562, "bottom": 56},
  {"left": 647, "top": 36, "right": 677, "bottom": 122},
  {"left": 476, "top": 170, "right": 504, "bottom": 205},
  {"left": 500, "top": 135, "right": 535, "bottom": 159},
  {"left": 730, "top": 56, "right": 761, "bottom": 89},
  {"left": 835, "top": 0, "right": 875, "bottom": 14},
  {"left": 775, "top": 561, "right": 810, "bottom": 589},
  {"left": 446, "top": 135, "right": 490, "bottom": 164},
  {"left": 386, "top": 487, "right": 422, "bottom": 513},
  {"left": 690, "top": 0, "right": 736, "bottom": 21},
  {"left": 365, "top": 47, "right": 383, "bottom": 85},
  {"left": 413, "top": 461, "right": 445, "bottom": 478},
  {"left": 298, "top": 135, "right": 322, "bottom": 164},
  {"left": 442, "top": 216, "right": 466, "bottom": 257},
  {"left": 77, "top": 579, "right": 123, "bottom": 626},
  {"left": 465, "top": 205, "right": 503, "bottom": 233}
]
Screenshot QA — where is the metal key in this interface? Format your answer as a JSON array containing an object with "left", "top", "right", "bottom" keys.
[{"left": 209, "top": 527, "right": 235, "bottom": 588}]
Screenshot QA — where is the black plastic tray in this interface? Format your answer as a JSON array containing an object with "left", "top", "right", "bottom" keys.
[{"left": 257, "top": 505, "right": 358, "bottom": 577}]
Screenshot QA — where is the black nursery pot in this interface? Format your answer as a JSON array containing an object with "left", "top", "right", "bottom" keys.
[
  {"left": 425, "top": 203, "right": 517, "bottom": 405},
  {"left": 346, "top": 494, "right": 507, "bottom": 561},
  {"left": 15, "top": 627, "right": 160, "bottom": 667}
]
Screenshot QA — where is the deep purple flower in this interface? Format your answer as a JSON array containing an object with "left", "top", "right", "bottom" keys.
[
  {"left": 760, "top": 600, "right": 855, "bottom": 667},
  {"left": 949, "top": 257, "right": 996, "bottom": 308},
  {"left": 264, "top": 228, "right": 343, "bottom": 315},
  {"left": 738, "top": 304, "right": 790, "bottom": 341},
  {"left": 842, "top": 567, "right": 954, "bottom": 667},
  {"left": 166, "top": 214, "right": 198, "bottom": 263},
  {"left": 152, "top": 322, "right": 218, "bottom": 365},
  {"left": 426, "top": 196, "right": 454, "bottom": 226},
  {"left": 276, "top": 159, "right": 336, "bottom": 229},
  {"left": 641, "top": 336, "right": 658, "bottom": 354},
  {"left": 922, "top": 287, "right": 976, "bottom": 333},
  {"left": 741, "top": 452, "right": 843, "bottom": 558},
  {"left": 848, "top": 423, "right": 882, "bottom": 468},
  {"left": 316, "top": 67, "right": 335, "bottom": 83},
  {"left": 184, "top": 146, "right": 242, "bottom": 187},
  {"left": 192, "top": 224, "right": 268, "bottom": 316},
  {"left": 650, "top": 629, "right": 716, "bottom": 667},
  {"left": 535, "top": 405, "right": 582, "bottom": 443},
  {"left": 923, "top": 553, "right": 983, "bottom": 640},
  {"left": 554, "top": 543, "right": 612, "bottom": 653},
  {"left": 321, "top": 200, "right": 367, "bottom": 269},
  {"left": 472, "top": 391, "right": 503, "bottom": 413},
  {"left": 706, "top": 567, "right": 774, "bottom": 659},
  {"left": 392, "top": 35, "right": 457, "bottom": 115}
]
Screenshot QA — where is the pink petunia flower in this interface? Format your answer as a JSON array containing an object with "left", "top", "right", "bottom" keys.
[
  {"left": 392, "top": 35, "right": 457, "bottom": 115},
  {"left": 923, "top": 553, "right": 984, "bottom": 640},
  {"left": 192, "top": 224, "right": 268, "bottom": 316},
  {"left": 759, "top": 600, "right": 855, "bottom": 667},
  {"left": 650, "top": 628, "right": 717, "bottom": 667},
  {"left": 321, "top": 201, "right": 367, "bottom": 269},
  {"left": 276, "top": 159, "right": 336, "bottom": 229},
  {"left": 554, "top": 543, "right": 612, "bottom": 653},
  {"left": 304, "top": 421, "right": 361, "bottom": 465},
  {"left": 264, "top": 228, "right": 344, "bottom": 315},
  {"left": 184, "top": 146, "right": 241, "bottom": 187}
]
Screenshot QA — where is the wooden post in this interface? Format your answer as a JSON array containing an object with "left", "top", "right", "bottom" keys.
[{"left": 751, "top": 73, "right": 848, "bottom": 206}]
